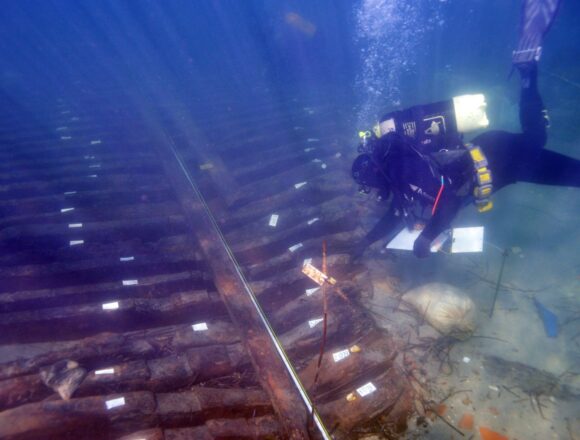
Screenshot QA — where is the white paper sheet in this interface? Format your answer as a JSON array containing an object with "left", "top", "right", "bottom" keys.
[
  {"left": 386, "top": 228, "right": 443, "bottom": 252},
  {"left": 386, "top": 227, "right": 483, "bottom": 253},
  {"left": 451, "top": 227, "right": 484, "bottom": 253}
]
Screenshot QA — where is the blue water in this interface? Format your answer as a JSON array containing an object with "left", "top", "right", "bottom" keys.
[{"left": 1, "top": 1, "right": 579, "bottom": 439}]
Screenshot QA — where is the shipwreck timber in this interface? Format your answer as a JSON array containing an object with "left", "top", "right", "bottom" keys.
[{"left": 0, "top": 86, "right": 418, "bottom": 439}]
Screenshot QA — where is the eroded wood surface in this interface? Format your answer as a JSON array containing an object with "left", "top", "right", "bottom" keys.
[{"left": 0, "top": 87, "right": 417, "bottom": 439}]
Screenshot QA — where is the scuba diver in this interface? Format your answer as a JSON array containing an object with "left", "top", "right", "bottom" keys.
[{"left": 351, "top": 0, "right": 577, "bottom": 259}]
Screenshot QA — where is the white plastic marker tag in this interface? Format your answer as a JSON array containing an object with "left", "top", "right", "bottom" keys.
[
  {"left": 192, "top": 322, "right": 208, "bottom": 332},
  {"left": 294, "top": 182, "right": 307, "bottom": 189},
  {"left": 69, "top": 240, "right": 84, "bottom": 246},
  {"left": 68, "top": 223, "right": 83, "bottom": 228},
  {"left": 61, "top": 207, "right": 74, "bottom": 213},
  {"left": 61, "top": 136, "right": 72, "bottom": 140},
  {"left": 451, "top": 227, "right": 484, "bottom": 253},
  {"left": 303, "top": 258, "right": 312, "bottom": 266},
  {"left": 102, "top": 302, "right": 119, "bottom": 310},
  {"left": 90, "top": 140, "right": 102, "bottom": 145},
  {"left": 105, "top": 397, "right": 125, "bottom": 410},
  {"left": 356, "top": 382, "right": 377, "bottom": 397},
  {"left": 307, "top": 138, "right": 320, "bottom": 142},
  {"left": 95, "top": 368, "right": 114, "bottom": 375},
  {"left": 120, "top": 256, "right": 134, "bottom": 262},
  {"left": 64, "top": 191, "right": 77, "bottom": 195},
  {"left": 288, "top": 243, "right": 303, "bottom": 252},
  {"left": 307, "top": 217, "right": 320, "bottom": 226},
  {"left": 122, "top": 279, "right": 138, "bottom": 286},
  {"left": 305, "top": 287, "right": 320, "bottom": 296},
  {"left": 333, "top": 349, "right": 350, "bottom": 363},
  {"left": 308, "top": 318, "right": 323, "bottom": 328},
  {"left": 269, "top": 214, "right": 279, "bottom": 227}
]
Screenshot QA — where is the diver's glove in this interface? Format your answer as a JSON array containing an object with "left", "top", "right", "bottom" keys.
[{"left": 413, "top": 234, "right": 432, "bottom": 259}]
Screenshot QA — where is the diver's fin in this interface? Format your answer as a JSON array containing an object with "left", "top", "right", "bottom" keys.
[{"left": 513, "top": 0, "right": 563, "bottom": 65}]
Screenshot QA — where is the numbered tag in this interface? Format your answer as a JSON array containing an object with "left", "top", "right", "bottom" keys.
[
  {"left": 105, "top": 397, "right": 125, "bottom": 410},
  {"left": 192, "top": 322, "right": 208, "bottom": 332},
  {"left": 332, "top": 349, "right": 350, "bottom": 363},
  {"left": 356, "top": 382, "right": 377, "bottom": 397}
]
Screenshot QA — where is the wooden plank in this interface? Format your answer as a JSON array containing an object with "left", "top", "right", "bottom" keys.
[
  {"left": 0, "top": 321, "right": 240, "bottom": 380},
  {"left": 0, "top": 389, "right": 275, "bottom": 440},
  {"left": 0, "top": 271, "right": 208, "bottom": 313},
  {"left": 0, "top": 344, "right": 248, "bottom": 410},
  {"left": 0, "top": 391, "right": 158, "bottom": 440},
  {"left": 119, "top": 416, "right": 281, "bottom": 440},
  {"left": 0, "top": 290, "right": 225, "bottom": 343}
]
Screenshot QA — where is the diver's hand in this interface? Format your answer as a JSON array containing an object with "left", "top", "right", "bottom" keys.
[{"left": 413, "top": 235, "right": 431, "bottom": 259}]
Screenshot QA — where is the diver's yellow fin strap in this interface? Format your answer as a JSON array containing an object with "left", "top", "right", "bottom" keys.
[{"left": 465, "top": 143, "right": 493, "bottom": 212}]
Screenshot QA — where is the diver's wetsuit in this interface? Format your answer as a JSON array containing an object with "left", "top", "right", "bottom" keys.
[{"left": 360, "top": 65, "right": 580, "bottom": 258}]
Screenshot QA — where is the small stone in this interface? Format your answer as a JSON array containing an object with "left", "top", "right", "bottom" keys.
[{"left": 458, "top": 413, "right": 474, "bottom": 430}]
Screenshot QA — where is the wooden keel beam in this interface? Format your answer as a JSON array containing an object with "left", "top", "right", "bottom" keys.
[{"left": 154, "top": 141, "right": 318, "bottom": 439}]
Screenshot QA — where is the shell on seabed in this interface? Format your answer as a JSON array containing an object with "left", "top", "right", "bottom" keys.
[{"left": 402, "top": 282, "right": 476, "bottom": 339}]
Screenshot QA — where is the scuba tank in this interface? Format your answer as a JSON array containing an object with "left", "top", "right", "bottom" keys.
[
  {"left": 375, "top": 94, "right": 489, "bottom": 150},
  {"left": 353, "top": 93, "right": 493, "bottom": 221}
]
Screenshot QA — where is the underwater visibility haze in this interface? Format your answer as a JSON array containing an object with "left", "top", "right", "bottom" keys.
[{"left": 0, "top": 1, "right": 579, "bottom": 439}]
